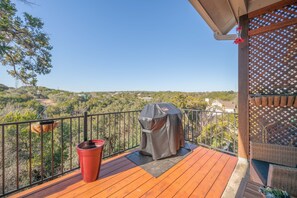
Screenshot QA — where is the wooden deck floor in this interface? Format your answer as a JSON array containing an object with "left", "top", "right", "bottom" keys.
[{"left": 11, "top": 147, "right": 238, "bottom": 198}]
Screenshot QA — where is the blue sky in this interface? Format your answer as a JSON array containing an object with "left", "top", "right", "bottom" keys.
[{"left": 1, "top": 0, "right": 238, "bottom": 92}]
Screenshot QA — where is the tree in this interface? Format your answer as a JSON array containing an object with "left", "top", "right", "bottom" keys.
[{"left": 0, "top": 0, "right": 52, "bottom": 85}]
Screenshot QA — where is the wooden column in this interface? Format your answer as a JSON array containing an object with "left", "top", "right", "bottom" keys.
[{"left": 238, "top": 14, "right": 249, "bottom": 159}]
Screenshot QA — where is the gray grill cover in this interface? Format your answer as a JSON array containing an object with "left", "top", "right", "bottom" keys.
[{"left": 138, "top": 103, "right": 184, "bottom": 160}]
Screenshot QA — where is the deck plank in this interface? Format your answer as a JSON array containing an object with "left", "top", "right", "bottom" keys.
[
  {"left": 155, "top": 149, "right": 215, "bottom": 198},
  {"left": 10, "top": 151, "right": 132, "bottom": 198},
  {"left": 173, "top": 151, "right": 223, "bottom": 197},
  {"left": 205, "top": 156, "right": 238, "bottom": 198},
  {"left": 92, "top": 170, "right": 147, "bottom": 197},
  {"left": 140, "top": 148, "right": 213, "bottom": 198},
  {"left": 125, "top": 147, "right": 205, "bottom": 198},
  {"left": 109, "top": 172, "right": 152, "bottom": 198},
  {"left": 190, "top": 154, "right": 230, "bottom": 197},
  {"left": 43, "top": 158, "right": 135, "bottom": 198},
  {"left": 10, "top": 147, "right": 238, "bottom": 198},
  {"left": 63, "top": 165, "right": 139, "bottom": 198}
]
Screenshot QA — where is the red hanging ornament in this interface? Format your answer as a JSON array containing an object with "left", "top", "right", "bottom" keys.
[
  {"left": 234, "top": 37, "right": 244, "bottom": 44},
  {"left": 236, "top": 26, "right": 242, "bottom": 32},
  {"left": 234, "top": 25, "right": 244, "bottom": 44}
]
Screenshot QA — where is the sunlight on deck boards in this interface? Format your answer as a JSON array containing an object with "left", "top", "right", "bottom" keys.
[{"left": 10, "top": 147, "right": 238, "bottom": 198}]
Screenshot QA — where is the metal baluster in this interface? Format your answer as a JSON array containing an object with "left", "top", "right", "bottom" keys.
[
  {"left": 16, "top": 124, "right": 19, "bottom": 188},
  {"left": 221, "top": 113, "right": 224, "bottom": 150},
  {"left": 138, "top": 112, "right": 141, "bottom": 146},
  {"left": 200, "top": 111, "right": 203, "bottom": 144},
  {"left": 115, "top": 113, "right": 117, "bottom": 152},
  {"left": 195, "top": 110, "right": 198, "bottom": 143},
  {"left": 51, "top": 122, "right": 54, "bottom": 177},
  {"left": 133, "top": 112, "right": 135, "bottom": 147},
  {"left": 40, "top": 125, "right": 43, "bottom": 181},
  {"left": 182, "top": 110, "right": 186, "bottom": 139},
  {"left": 70, "top": 118, "right": 72, "bottom": 170},
  {"left": 128, "top": 112, "right": 130, "bottom": 149},
  {"left": 134, "top": 112, "right": 136, "bottom": 146},
  {"left": 29, "top": 123, "right": 32, "bottom": 185},
  {"left": 130, "top": 112, "right": 133, "bottom": 147},
  {"left": 113, "top": 114, "right": 116, "bottom": 153},
  {"left": 233, "top": 114, "right": 236, "bottom": 154},
  {"left": 97, "top": 115, "right": 99, "bottom": 139},
  {"left": 131, "top": 112, "right": 133, "bottom": 147},
  {"left": 123, "top": 113, "right": 126, "bottom": 151},
  {"left": 2, "top": 125, "right": 5, "bottom": 195},
  {"left": 201, "top": 112, "right": 208, "bottom": 145},
  {"left": 227, "top": 112, "right": 230, "bottom": 147},
  {"left": 108, "top": 114, "right": 111, "bottom": 156},
  {"left": 103, "top": 115, "right": 106, "bottom": 157},
  {"left": 61, "top": 119, "right": 64, "bottom": 174},
  {"left": 135, "top": 111, "right": 137, "bottom": 147},
  {"left": 215, "top": 112, "right": 218, "bottom": 149},
  {"left": 191, "top": 111, "right": 194, "bottom": 143},
  {"left": 78, "top": 118, "right": 80, "bottom": 144},
  {"left": 90, "top": 116, "right": 93, "bottom": 140},
  {"left": 187, "top": 111, "right": 190, "bottom": 141},
  {"left": 118, "top": 113, "right": 121, "bottom": 151},
  {"left": 134, "top": 112, "right": 136, "bottom": 147},
  {"left": 209, "top": 113, "right": 212, "bottom": 148}
]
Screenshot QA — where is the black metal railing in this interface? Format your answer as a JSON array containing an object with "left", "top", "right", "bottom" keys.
[
  {"left": 183, "top": 109, "right": 238, "bottom": 156},
  {"left": 0, "top": 110, "right": 141, "bottom": 196},
  {"left": 0, "top": 109, "right": 237, "bottom": 196},
  {"left": 85, "top": 111, "right": 142, "bottom": 158}
]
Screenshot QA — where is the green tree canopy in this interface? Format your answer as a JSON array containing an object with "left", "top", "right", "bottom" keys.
[{"left": 0, "top": 0, "right": 52, "bottom": 85}]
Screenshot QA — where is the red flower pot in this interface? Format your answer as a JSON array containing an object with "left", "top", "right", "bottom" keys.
[{"left": 77, "top": 140, "right": 105, "bottom": 183}]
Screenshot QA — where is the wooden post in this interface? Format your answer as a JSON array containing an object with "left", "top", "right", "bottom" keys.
[{"left": 238, "top": 14, "right": 249, "bottom": 159}]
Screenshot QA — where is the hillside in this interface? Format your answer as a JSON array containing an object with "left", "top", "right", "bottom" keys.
[
  {"left": 0, "top": 84, "right": 237, "bottom": 122},
  {"left": 0, "top": 84, "right": 11, "bottom": 91}
]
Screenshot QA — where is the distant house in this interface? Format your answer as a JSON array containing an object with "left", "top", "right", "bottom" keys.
[
  {"left": 139, "top": 96, "right": 152, "bottom": 101},
  {"left": 211, "top": 100, "right": 223, "bottom": 108},
  {"left": 206, "top": 99, "right": 237, "bottom": 113},
  {"left": 220, "top": 100, "right": 237, "bottom": 113}
]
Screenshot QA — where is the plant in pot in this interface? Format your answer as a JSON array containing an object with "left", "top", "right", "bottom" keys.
[
  {"left": 259, "top": 186, "right": 290, "bottom": 198},
  {"left": 31, "top": 120, "right": 59, "bottom": 134}
]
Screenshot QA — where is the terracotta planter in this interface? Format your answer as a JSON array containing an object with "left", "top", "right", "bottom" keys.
[
  {"left": 255, "top": 97, "right": 262, "bottom": 106},
  {"left": 268, "top": 96, "right": 274, "bottom": 106},
  {"left": 77, "top": 140, "right": 105, "bottom": 183},
  {"left": 280, "top": 96, "right": 287, "bottom": 107},
  {"left": 287, "top": 96, "right": 295, "bottom": 107},
  {"left": 250, "top": 95, "right": 297, "bottom": 108},
  {"left": 261, "top": 96, "right": 268, "bottom": 107},
  {"left": 274, "top": 96, "right": 280, "bottom": 107},
  {"left": 250, "top": 97, "right": 256, "bottom": 105}
]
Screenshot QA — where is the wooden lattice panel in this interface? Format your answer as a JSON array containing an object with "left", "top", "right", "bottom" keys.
[
  {"left": 249, "top": 5, "right": 297, "bottom": 30},
  {"left": 248, "top": 5, "right": 297, "bottom": 146},
  {"left": 249, "top": 25, "right": 297, "bottom": 95},
  {"left": 249, "top": 104, "right": 297, "bottom": 146}
]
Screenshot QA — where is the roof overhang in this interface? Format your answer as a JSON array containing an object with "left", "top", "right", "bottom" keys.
[{"left": 189, "top": 0, "right": 282, "bottom": 35}]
